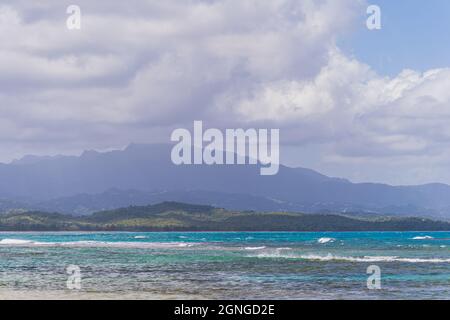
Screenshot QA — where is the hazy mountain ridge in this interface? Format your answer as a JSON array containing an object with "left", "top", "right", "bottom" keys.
[
  {"left": 30, "top": 189, "right": 300, "bottom": 216},
  {"left": 0, "top": 144, "right": 450, "bottom": 218}
]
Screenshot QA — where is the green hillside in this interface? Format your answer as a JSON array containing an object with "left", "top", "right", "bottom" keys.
[{"left": 0, "top": 202, "right": 449, "bottom": 231}]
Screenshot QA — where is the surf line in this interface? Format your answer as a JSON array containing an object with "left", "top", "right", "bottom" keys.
[{"left": 170, "top": 121, "right": 280, "bottom": 176}]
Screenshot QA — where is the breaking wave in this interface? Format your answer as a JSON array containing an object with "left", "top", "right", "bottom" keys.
[
  {"left": 412, "top": 236, "right": 434, "bottom": 240},
  {"left": 252, "top": 252, "right": 450, "bottom": 263},
  {"left": 317, "top": 237, "right": 335, "bottom": 244},
  {"left": 0, "top": 239, "right": 195, "bottom": 249},
  {"left": 0, "top": 239, "right": 36, "bottom": 245}
]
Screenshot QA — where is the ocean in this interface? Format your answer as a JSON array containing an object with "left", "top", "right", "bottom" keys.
[{"left": 0, "top": 231, "right": 449, "bottom": 299}]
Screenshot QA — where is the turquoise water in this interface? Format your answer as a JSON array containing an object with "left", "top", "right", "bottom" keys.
[{"left": 0, "top": 231, "right": 449, "bottom": 299}]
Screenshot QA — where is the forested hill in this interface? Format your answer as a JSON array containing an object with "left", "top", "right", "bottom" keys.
[{"left": 0, "top": 202, "right": 449, "bottom": 232}]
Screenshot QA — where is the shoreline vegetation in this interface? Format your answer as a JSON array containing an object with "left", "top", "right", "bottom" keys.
[{"left": 0, "top": 202, "right": 449, "bottom": 232}]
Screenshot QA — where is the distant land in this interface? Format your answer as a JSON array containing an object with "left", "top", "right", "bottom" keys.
[
  {"left": 1, "top": 202, "right": 449, "bottom": 232},
  {"left": 1, "top": 144, "right": 450, "bottom": 219}
]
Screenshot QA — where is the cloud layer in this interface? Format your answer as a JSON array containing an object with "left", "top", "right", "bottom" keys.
[{"left": 1, "top": 0, "right": 450, "bottom": 185}]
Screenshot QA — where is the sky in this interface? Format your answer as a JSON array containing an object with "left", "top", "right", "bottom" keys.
[
  {"left": 340, "top": 0, "right": 450, "bottom": 76},
  {"left": 1, "top": 0, "right": 450, "bottom": 186}
]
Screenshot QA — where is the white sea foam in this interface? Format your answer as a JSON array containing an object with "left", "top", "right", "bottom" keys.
[
  {"left": 60, "top": 241, "right": 195, "bottom": 249},
  {"left": 134, "top": 236, "right": 147, "bottom": 239},
  {"left": 0, "top": 239, "right": 195, "bottom": 249},
  {"left": 252, "top": 252, "right": 450, "bottom": 263},
  {"left": 412, "top": 236, "right": 434, "bottom": 240},
  {"left": 317, "top": 237, "right": 335, "bottom": 244},
  {"left": 244, "top": 246, "right": 266, "bottom": 250},
  {"left": 0, "top": 239, "right": 35, "bottom": 245}
]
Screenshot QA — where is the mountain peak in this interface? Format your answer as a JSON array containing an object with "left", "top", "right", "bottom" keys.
[
  {"left": 1, "top": 143, "right": 450, "bottom": 218},
  {"left": 11, "top": 154, "right": 66, "bottom": 165},
  {"left": 81, "top": 150, "right": 100, "bottom": 158}
]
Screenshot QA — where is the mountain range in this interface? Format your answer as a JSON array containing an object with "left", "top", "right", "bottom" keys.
[{"left": 1, "top": 143, "right": 450, "bottom": 218}]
